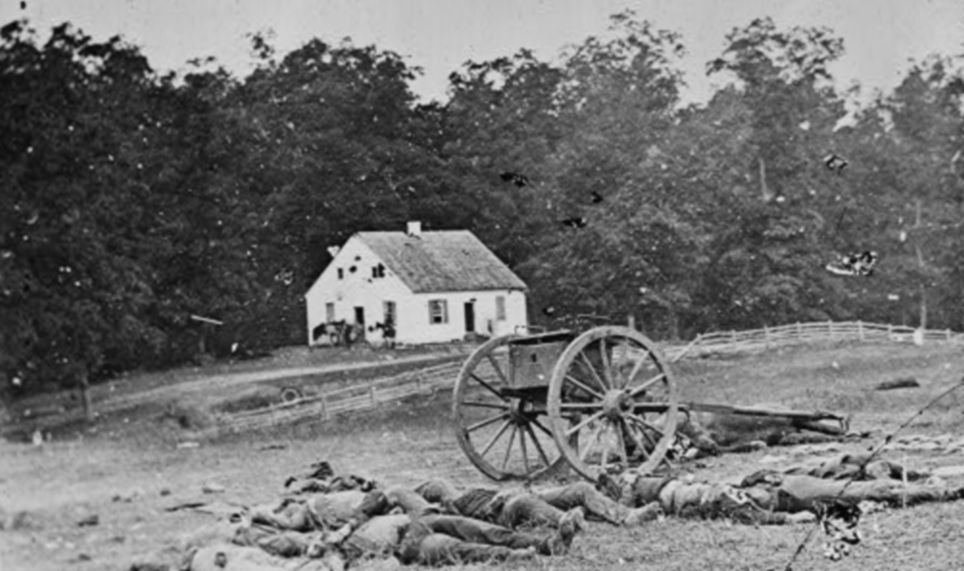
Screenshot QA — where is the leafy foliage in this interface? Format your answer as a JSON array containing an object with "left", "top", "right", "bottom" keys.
[{"left": 2, "top": 13, "right": 963, "bottom": 398}]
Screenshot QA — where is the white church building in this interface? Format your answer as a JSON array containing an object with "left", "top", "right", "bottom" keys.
[{"left": 304, "top": 222, "right": 529, "bottom": 346}]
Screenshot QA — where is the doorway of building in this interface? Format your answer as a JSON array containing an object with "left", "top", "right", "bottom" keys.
[
  {"left": 354, "top": 306, "right": 365, "bottom": 340},
  {"left": 463, "top": 302, "right": 475, "bottom": 333}
]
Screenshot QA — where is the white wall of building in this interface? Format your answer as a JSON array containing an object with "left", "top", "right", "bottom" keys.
[
  {"left": 305, "top": 237, "right": 410, "bottom": 346},
  {"left": 403, "top": 289, "right": 528, "bottom": 344}
]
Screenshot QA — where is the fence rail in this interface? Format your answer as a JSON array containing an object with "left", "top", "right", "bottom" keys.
[
  {"left": 206, "top": 360, "right": 463, "bottom": 436},
  {"left": 205, "top": 320, "right": 962, "bottom": 436},
  {"left": 673, "top": 320, "right": 963, "bottom": 359}
]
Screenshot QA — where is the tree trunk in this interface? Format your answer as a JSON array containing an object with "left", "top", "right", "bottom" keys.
[
  {"left": 666, "top": 308, "right": 680, "bottom": 341},
  {"left": 758, "top": 158, "right": 772, "bottom": 202},
  {"left": 915, "top": 199, "right": 927, "bottom": 332},
  {"left": 79, "top": 371, "right": 93, "bottom": 423},
  {"left": 953, "top": 150, "right": 964, "bottom": 331}
]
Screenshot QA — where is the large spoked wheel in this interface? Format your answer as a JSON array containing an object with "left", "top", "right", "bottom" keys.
[
  {"left": 547, "top": 326, "right": 678, "bottom": 482},
  {"left": 453, "top": 335, "right": 567, "bottom": 481}
]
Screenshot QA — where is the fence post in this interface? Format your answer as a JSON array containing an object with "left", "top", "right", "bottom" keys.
[
  {"left": 369, "top": 386, "right": 377, "bottom": 407},
  {"left": 627, "top": 314, "right": 636, "bottom": 331},
  {"left": 887, "top": 323, "right": 893, "bottom": 338},
  {"left": 947, "top": 329, "right": 952, "bottom": 341},
  {"left": 415, "top": 374, "right": 423, "bottom": 392},
  {"left": 828, "top": 320, "right": 834, "bottom": 339},
  {"left": 321, "top": 396, "right": 329, "bottom": 421},
  {"left": 858, "top": 320, "right": 865, "bottom": 341}
]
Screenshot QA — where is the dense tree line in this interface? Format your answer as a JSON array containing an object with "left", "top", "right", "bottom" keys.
[{"left": 2, "top": 13, "right": 962, "bottom": 397}]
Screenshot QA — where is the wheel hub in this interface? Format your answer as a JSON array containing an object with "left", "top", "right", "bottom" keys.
[
  {"left": 508, "top": 398, "right": 529, "bottom": 424},
  {"left": 602, "top": 389, "right": 631, "bottom": 420}
]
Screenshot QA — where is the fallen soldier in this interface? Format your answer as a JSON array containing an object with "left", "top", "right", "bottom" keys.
[
  {"left": 209, "top": 511, "right": 581, "bottom": 570},
  {"left": 780, "top": 452, "right": 931, "bottom": 482},
  {"left": 391, "top": 511, "right": 582, "bottom": 566},
  {"left": 673, "top": 406, "right": 856, "bottom": 458},
  {"left": 604, "top": 453, "right": 964, "bottom": 525},
  {"left": 179, "top": 463, "right": 586, "bottom": 570},
  {"left": 738, "top": 453, "right": 963, "bottom": 513},
  {"left": 283, "top": 460, "right": 377, "bottom": 495},
  {"left": 408, "top": 478, "right": 661, "bottom": 528}
]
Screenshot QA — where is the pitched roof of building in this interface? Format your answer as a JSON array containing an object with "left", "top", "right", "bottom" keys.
[{"left": 355, "top": 230, "right": 527, "bottom": 293}]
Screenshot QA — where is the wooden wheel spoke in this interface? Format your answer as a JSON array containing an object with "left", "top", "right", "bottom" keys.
[
  {"left": 462, "top": 400, "right": 509, "bottom": 410},
  {"left": 485, "top": 355, "right": 509, "bottom": 386},
  {"left": 615, "top": 420, "right": 629, "bottom": 467},
  {"left": 518, "top": 426, "right": 531, "bottom": 473},
  {"left": 566, "top": 410, "right": 606, "bottom": 437},
  {"left": 627, "top": 413, "right": 664, "bottom": 439},
  {"left": 479, "top": 419, "right": 512, "bottom": 457},
  {"left": 579, "top": 422, "right": 603, "bottom": 463},
  {"left": 622, "top": 414, "right": 652, "bottom": 456},
  {"left": 639, "top": 428, "right": 656, "bottom": 451},
  {"left": 598, "top": 422, "right": 611, "bottom": 473},
  {"left": 524, "top": 424, "right": 551, "bottom": 468},
  {"left": 614, "top": 338, "right": 630, "bottom": 387},
  {"left": 501, "top": 425, "right": 518, "bottom": 471},
  {"left": 465, "top": 412, "right": 507, "bottom": 433},
  {"left": 624, "top": 355, "right": 651, "bottom": 387},
  {"left": 530, "top": 417, "right": 553, "bottom": 438},
  {"left": 564, "top": 374, "right": 604, "bottom": 400},
  {"left": 470, "top": 373, "right": 508, "bottom": 402},
  {"left": 578, "top": 353, "right": 608, "bottom": 390},
  {"left": 628, "top": 372, "right": 667, "bottom": 398},
  {"left": 599, "top": 338, "right": 614, "bottom": 389}
]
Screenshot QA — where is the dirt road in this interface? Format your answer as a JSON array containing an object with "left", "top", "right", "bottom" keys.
[{"left": 92, "top": 351, "right": 469, "bottom": 413}]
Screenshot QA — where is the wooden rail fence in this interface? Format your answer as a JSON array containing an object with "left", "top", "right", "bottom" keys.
[
  {"left": 206, "top": 320, "right": 961, "bottom": 436},
  {"left": 671, "top": 320, "right": 963, "bottom": 360},
  {"left": 206, "top": 360, "right": 464, "bottom": 436}
]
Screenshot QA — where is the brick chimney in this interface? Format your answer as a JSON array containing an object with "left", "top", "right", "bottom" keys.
[{"left": 406, "top": 221, "right": 422, "bottom": 237}]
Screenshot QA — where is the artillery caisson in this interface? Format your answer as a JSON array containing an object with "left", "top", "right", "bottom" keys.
[{"left": 452, "top": 326, "right": 679, "bottom": 482}]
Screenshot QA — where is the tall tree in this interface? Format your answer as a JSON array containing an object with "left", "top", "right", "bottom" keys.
[
  {"left": 696, "top": 17, "right": 854, "bottom": 329},
  {"left": 0, "top": 22, "right": 171, "bottom": 405},
  {"left": 518, "top": 11, "right": 694, "bottom": 336}
]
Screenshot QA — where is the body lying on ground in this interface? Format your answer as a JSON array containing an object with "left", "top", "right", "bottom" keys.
[
  {"left": 409, "top": 478, "right": 661, "bottom": 528},
  {"left": 604, "top": 453, "right": 964, "bottom": 525},
  {"left": 133, "top": 463, "right": 586, "bottom": 571},
  {"left": 673, "top": 408, "right": 858, "bottom": 458}
]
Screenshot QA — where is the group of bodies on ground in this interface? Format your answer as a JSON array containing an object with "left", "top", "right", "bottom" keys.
[{"left": 131, "top": 447, "right": 964, "bottom": 571}]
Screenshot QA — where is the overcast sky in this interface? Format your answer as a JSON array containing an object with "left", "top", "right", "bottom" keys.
[{"left": 3, "top": 0, "right": 962, "bottom": 106}]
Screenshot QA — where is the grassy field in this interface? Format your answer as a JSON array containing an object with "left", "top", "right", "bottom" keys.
[
  {"left": 4, "top": 343, "right": 473, "bottom": 442},
  {"left": 2, "top": 340, "right": 964, "bottom": 571}
]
